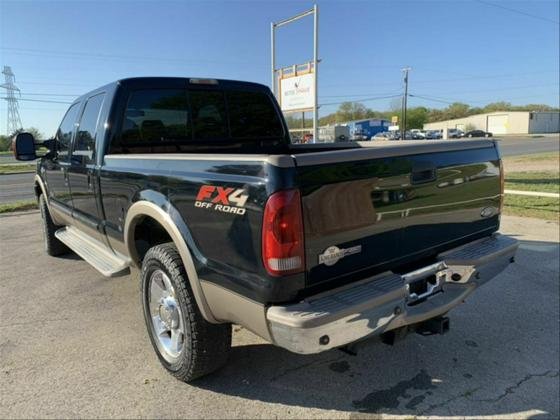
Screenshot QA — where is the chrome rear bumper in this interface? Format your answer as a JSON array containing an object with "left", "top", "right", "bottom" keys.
[{"left": 266, "top": 233, "right": 518, "bottom": 354}]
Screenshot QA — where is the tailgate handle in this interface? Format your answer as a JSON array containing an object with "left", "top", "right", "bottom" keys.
[{"left": 411, "top": 164, "right": 437, "bottom": 184}]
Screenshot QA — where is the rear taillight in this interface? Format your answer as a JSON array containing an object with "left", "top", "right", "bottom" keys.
[
  {"left": 499, "top": 159, "right": 505, "bottom": 214},
  {"left": 262, "top": 189, "right": 305, "bottom": 276}
]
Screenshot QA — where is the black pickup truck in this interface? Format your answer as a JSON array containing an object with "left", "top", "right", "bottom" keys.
[{"left": 14, "top": 77, "right": 518, "bottom": 382}]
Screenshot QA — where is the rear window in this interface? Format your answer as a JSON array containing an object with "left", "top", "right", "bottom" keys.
[
  {"left": 190, "top": 90, "right": 227, "bottom": 140},
  {"left": 111, "top": 87, "right": 285, "bottom": 153},
  {"left": 227, "top": 90, "right": 284, "bottom": 139}
]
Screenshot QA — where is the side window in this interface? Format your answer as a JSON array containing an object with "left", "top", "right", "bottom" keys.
[
  {"left": 55, "top": 103, "right": 80, "bottom": 161},
  {"left": 120, "top": 89, "right": 190, "bottom": 146},
  {"left": 74, "top": 93, "right": 105, "bottom": 165}
]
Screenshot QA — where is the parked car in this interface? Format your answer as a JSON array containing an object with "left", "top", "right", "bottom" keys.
[
  {"left": 465, "top": 130, "right": 493, "bottom": 138},
  {"left": 372, "top": 132, "right": 391, "bottom": 141},
  {"left": 410, "top": 129, "right": 426, "bottom": 139},
  {"left": 425, "top": 130, "right": 442, "bottom": 140},
  {"left": 351, "top": 129, "right": 368, "bottom": 141},
  {"left": 13, "top": 76, "right": 517, "bottom": 383},
  {"left": 448, "top": 129, "right": 465, "bottom": 139}
]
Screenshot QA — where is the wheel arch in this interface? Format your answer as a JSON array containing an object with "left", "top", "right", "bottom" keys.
[
  {"left": 124, "top": 199, "right": 218, "bottom": 323},
  {"left": 34, "top": 174, "right": 47, "bottom": 202}
]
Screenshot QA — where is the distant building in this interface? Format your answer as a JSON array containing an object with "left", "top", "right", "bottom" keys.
[
  {"left": 423, "top": 111, "right": 559, "bottom": 135},
  {"left": 344, "top": 118, "right": 391, "bottom": 140}
]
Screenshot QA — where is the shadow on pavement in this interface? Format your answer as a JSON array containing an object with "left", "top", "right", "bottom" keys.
[{"left": 193, "top": 239, "right": 559, "bottom": 418}]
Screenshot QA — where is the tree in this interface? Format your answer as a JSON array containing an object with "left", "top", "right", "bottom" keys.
[
  {"left": 405, "top": 107, "right": 429, "bottom": 129},
  {"left": 482, "top": 102, "right": 512, "bottom": 113},
  {"left": 336, "top": 102, "right": 369, "bottom": 122},
  {"left": 445, "top": 102, "right": 471, "bottom": 120},
  {"left": 0, "top": 135, "right": 10, "bottom": 152},
  {"left": 314, "top": 100, "right": 558, "bottom": 128},
  {"left": 516, "top": 104, "right": 557, "bottom": 112},
  {"left": 10, "top": 127, "right": 44, "bottom": 140}
]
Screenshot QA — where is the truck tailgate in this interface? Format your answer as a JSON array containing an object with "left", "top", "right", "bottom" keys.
[{"left": 293, "top": 140, "right": 502, "bottom": 288}]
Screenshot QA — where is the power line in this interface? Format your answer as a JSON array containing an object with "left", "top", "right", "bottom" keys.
[
  {"left": 412, "top": 71, "right": 559, "bottom": 85},
  {"left": 319, "top": 94, "right": 401, "bottom": 107},
  {"left": 321, "top": 70, "right": 558, "bottom": 90},
  {"left": 320, "top": 90, "right": 402, "bottom": 99},
  {"left": 320, "top": 82, "right": 559, "bottom": 101},
  {"left": 1, "top": 97, "right": 73, "bottom": 104},
  {"left": 475, "top": 0, "right": 559, "bottom": 25},
  {"left": 16, "top": 80, "right": 96, "bottom": 87},
  {"left": 409, "top": 93, "right": 559, "bottom": 106},
  {"left": 5, "top": 106, "right": 69, "bottom": 111},
  {"left": 18, "top": 92, "right": 79, "bottom": 97},
  {"left": 1, "top": 46, "right": 268, "bottom": 67},
  {"left": 408, "top": 94, "right": 455, "bottom": 105}
]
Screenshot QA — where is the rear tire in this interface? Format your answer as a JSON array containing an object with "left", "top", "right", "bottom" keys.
[
  {"left": 39, "top": 194, "right": 69, "bottom": 256},
  {"left": 141, "top": 243, "right": 231, "bottom": 382}
]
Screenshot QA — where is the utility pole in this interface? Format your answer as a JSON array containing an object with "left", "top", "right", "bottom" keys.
[
  {"left": 1, "top": 66, "right": 23, "bottom": 136},
  {"left": 401, "top": 67, "right": 411, "bottom": 140}
]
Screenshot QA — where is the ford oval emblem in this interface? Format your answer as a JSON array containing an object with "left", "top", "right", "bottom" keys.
[
  {"left": 480, "top": 207, "right": 495, "bottom": 218},
  {"left": 318, "top": 245, "right": 362, "bottom": 266}
]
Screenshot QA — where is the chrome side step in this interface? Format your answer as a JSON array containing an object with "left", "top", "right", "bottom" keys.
[{"left": 55, "top": 226, "right": 130, "bottom": 277}]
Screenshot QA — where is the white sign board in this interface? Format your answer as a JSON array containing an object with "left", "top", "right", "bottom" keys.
[{"left": 280, "top": 73, "right": 315, "bottom": 112}]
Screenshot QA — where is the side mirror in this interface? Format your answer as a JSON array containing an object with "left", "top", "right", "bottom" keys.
[{"left": 12, "top": 132, "right": 38, "bottom": 161}]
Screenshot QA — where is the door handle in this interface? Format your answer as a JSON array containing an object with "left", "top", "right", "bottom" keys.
[{"left": 87, "top": 172, "right": 93, "bottom": 190}]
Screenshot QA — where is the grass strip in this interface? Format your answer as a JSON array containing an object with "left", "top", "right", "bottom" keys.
[
  {"left": 503, "top": 152, "right": 559, "bottom": 163},
  {"left": 505, "top": 171, "right": 559, "bottom": 194},
  {"left": 0, "top": 164, "right": 35, "bottom": 174},
  {"left": 0, "top": 200, "right": 38, "bottom": 214}
]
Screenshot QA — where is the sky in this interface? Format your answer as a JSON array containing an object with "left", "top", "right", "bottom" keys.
[{"left": 0, "top": 0, "right": 559, "bottom": 136}]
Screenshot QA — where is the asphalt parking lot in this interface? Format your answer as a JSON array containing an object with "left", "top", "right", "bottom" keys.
[{"left": 0, "top": 212, "right": 558, "bottom": 419}]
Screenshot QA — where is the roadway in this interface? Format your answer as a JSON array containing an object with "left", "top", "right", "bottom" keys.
[
  {"left": 0, "top": 212, "right": 557, "bottom": 418},
  {"left": 0, "top": 135, "right": 557, "bottom": 205},
  {"left": 0, "top": 172, "right": 36, "bottom": 203},
  {"left": 497, "top": 135, "right": 559, "bottom": 156}
]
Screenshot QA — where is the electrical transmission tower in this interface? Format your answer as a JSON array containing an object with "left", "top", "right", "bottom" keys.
[{"left": 1, "top": 66, "right": 23, "bottom": 135}]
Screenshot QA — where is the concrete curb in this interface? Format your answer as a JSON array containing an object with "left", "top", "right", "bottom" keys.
[
  {"left": 505, "top": 189, "right": 559, "bottom": 198},
  {"left": 0, "top": 170, "right": 35, "bottom": 175}
]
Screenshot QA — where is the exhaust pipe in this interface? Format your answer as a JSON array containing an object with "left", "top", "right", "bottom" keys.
[{"left": 415, "top": 316, "right": 450, "bottom": 336}]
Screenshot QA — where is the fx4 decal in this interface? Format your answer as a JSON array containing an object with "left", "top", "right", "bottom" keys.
[{"left": 195, "top": 185, "right": 249, "bottom": 215}]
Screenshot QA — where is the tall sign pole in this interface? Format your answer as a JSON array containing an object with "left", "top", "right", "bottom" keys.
[
  {"left": 271, "top": 5, "right": 319, "bottom": 143},
  {"left": 270, "top": 22, "right": 276, "bottom": 97},
  {"left": 312, "top": 4, "right": 319, "bottom": 143}
]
